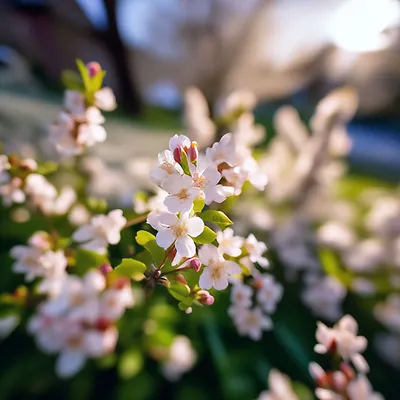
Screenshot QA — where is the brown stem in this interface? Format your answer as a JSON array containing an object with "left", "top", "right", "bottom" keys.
[{"left": 124, "top": 214, "right": 148, "bottom": 228}]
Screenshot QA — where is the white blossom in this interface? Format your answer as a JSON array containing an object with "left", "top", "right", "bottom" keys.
[
  {"left": 150, "top": 150, "right": 183, "bottom": 186},
  {"left": 0, "top": 177, "right": 25, "bottom": 206},
  {"left": 162, "top": 174, "right": 199, "bottom": 213},
  {"left": 230, "top": 283, "right": 252, "bottom": 308},
  {"left": 72, "top": 209, "right": 126, "bottom": 254},
  {"left": 255, "top": 274, "right": 283, "bottom": 313},
  {"left": 217, "top": 228, "right": 243, "bottom": 257},
  {"left": 257, "top": 369, "right": 298, "bottom": 400},
  {"left": 152, "top": 212, "right": 204, "bottom": 260},
  {"left": 162, "top": 335, "right": 197, "bottom": 381},
  {"left": 347, "top": 375, "right": 383, "bottom": 400},
  {"left": 10, "top": 232, "right": 67, "bottom": 283},
  {"left": 94, "top": 87, "right": 117, "bottom": 111},
  {"left": 199, "top": 244, "right": 241, "bottom": 290},
  {"left": 315, "top": 315, "right": 369, "bottom": 373},
  {"left": 25, "top": 174, "right": 57, "bottom": 208},
  {"left": 228, "top": 306, "right": 272, "bottom": 340},
  {"left": 243, "top": 234, "right": 269, "bottom": 268},
  {"left": 206, "top": 133, "right": 237, "bottom": 166},
  {"left": 302, "top": 275, "right": 346, "bottom": 321},
  {"left": 29, "top": 270, "right": 133, "bottom": 378},
  {"left": 189, "top": 159, "right": 233, "bottom": 205}
]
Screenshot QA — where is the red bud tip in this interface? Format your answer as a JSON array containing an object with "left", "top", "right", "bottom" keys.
[
  {"left": 173, "top": 146, "right": 183, "bottom": 163},
  {"left": 87, "top": 62, "right": 102, "bottom": 78},
  {"left": 99, "top": 264, "right": 113, "bottom": 275},
  {"left": 95, "top": 318, "right": 112, "bottom": 331},
  {"left": 187, "top": 142, "right": 199, "bottom": 162},
  {"left": 189, "top": 258, "right": 201, "bottom": 272}
]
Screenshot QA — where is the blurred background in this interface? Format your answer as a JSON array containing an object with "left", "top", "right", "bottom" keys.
[
  {"left": 1, "top": 1, "right": 400, "bottom": 399},
  {"left": 0, "top": 0, "right": 400, "bottom": 177}
]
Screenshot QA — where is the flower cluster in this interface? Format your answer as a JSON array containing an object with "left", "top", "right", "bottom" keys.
[
  {"left": 146, "top": 133, "right": 268, "bottom": 285},
  {"left": 229, "top": 271, "right": 282, "bottom": 340},
  {"left": 49, "top": 61, "right": 116, "bottom": 157},
  {"left": 309, "top": 315, "right": 383, "bottom": 400},
  {"left": 10, "top": 231, "right": 68, "bottom": 296},
  {"left": 28, "top": 269, "right": 134, "bottom": 378}
]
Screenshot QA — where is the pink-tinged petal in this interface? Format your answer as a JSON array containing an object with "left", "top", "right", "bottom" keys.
[
  {"left": 162, "top": 175, "right": 182, "bottom": 194},
  {"left": 164, "top": 196, "right": 181, "bottom": 213},
  {"left": 157, "top": 212, "right": 178, "bottom": 227},
  {"left": 180, "top": 198, "right": 195, "bottom": 213},
  {"left": 72, "top": 226, "right": 94, "bottom": 242},
  {"left": 314, "top": 344, "right": 328, "bottom": 354},
  {"left": 94, "top": 87, "right": 117, "bottom": 111},
  {"left": 199, "top": 268, "right": 213, "bottom": 290},
  {"left": 187, "top": 217, "right": 204, "bottom": 237},
  {"left": 175, "top": 236, "right": 195, "bottom": 258},
  {"left": 351, "top": 354, "right": 369, "bottom": 373},
  {"left": 338, "top": 314, "right": 358, "bottom": 334},
  {"left": 213, "top": 275, "right": 229, "bottom": 290},
  {"left": 198, "top": 244, "right": 219, "bottom": 265},
  {"left": 181, "top": 174, "right": 194, "bottom": 189},
  {"left": 80, "top": 238, "right": 107, "bottom": 254},
  {"left": 156, "top": 229, "right": 176, "bottom": 249},
  {"left": 56, "top": 351, "right": 86, "bottom": 378},
  {"left": 225, "top": 260, "right": 241, "bottom": 274},
  {"left": 169, "top": 134, "right": 190, "bottom": 151},
  {"left": 353, "top": 336, "right": 368, "bottom": 353},
  {"left": 203, "top": 166, "right": 221, "bottom": 185},
  {"left": 85, "top": 106, "right": 105, "bottom": 125}
]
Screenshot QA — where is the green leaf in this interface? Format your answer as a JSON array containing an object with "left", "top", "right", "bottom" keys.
[
  {"left": 76, "top": 59, "right": 91, "bottom": 93},
  {"left": 74, "top": 249, "right": 108, "bottom": 275},
  {"left": 194, "top": 226, "right": 217, "bottom": 244},
  {"left": 114, "top": 258, "right": 146, "bottom": 281},
  {"left": 193, "top": 197, "right": 205, "bottom": 213},
  {"left": 180, "top": 150, "right": 191, "bottom": 175},
  {"left": 144, "top": 240, "right": 165, "bottom": 266},
  {"left": 292, "top": 382, "right": 314, "bottom": 400},
  {"left": 136, "top": 230, "right": 156, "bottom": 246},
  {"left": 118, "top": 348, "right": 143, "bottom": 379},
  {"left": 36, "top": 161, "right": 58, "bottom": 175},
  {"left": 86, "top": 197, "right": 108, "bottom": 213},
  {"left": 168, "top": 280, "right": 191, "bottom": 301},
  {"left": 200, "top": 210, "right": 232, "bottom": 228},
  {"left": 90, "top": 70, "right": 106, "bottom": 93},
  {"left": 61, "top": 70, "right": 83, "bottom": 91}
]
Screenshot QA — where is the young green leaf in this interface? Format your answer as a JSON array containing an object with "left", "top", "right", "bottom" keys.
[
  {"left": 180, "top": 150, "right": 191, "bottom": 176},
  {"left": 74, "top": 249, "right": 108, "bottom": 275},
  {"left": 199, "top": 210, "right": 232, "bottom": 228},
  {"left": 194, "top": 226, "right": 217, "bottom": 244},
  {"left": 136, "top": 230, "right": 156, "bottom": 246},
  {"left": 193, "top": 196, "right": 205, "bottom": 213},
  {"left": 36, "top": 161, "right": 58, "bottom": 175},
  {"left": 76, "top": 59, "right": 91, "bottom": 93},
  {"left": 61, "top": 70, "right": 84, "bottom": 91},
  {"left": 168, "top": 280, "right": 191, "bottom": 301},
  {"left": 114, "top": 258, "right": 146, "bottom": 281}
]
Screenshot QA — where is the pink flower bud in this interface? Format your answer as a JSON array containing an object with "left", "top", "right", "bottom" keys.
[
  {"left": 197, "top": 290, "right": 214, "bottom": 306},
  {"left": 173, "top": 146, "right": 183, "bottom": 163},
  {"left": 87, "top": 62, "right": 102, "bottom": 78},
  {"left": 187, "top": 141, "right": 199, "bottom": 162},
  {"left": 189, "top": 258, "right": 201, "bottom": 272},
  {"left": 99, "top": 264, "right": 113, "bottom": 275}
]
